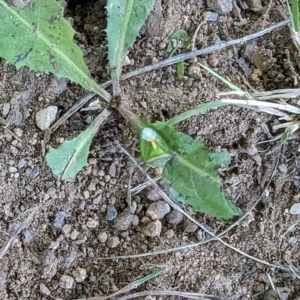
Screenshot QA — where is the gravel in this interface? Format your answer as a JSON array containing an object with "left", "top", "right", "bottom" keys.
[
  {"left": 166, "top": 211, "right": 184, "bottom": 225},
  {"left": 59, "top": 275, "right": 74, "bottom": 289},
  {"left": 206, "top": 0, "right": 232, "bottom": 14},
  {"left": 114, "top": 210, "right": 135, "bottom": 231},
  {"left": 35, "top": 106, "right": 58, "bottom": 131},
  {"left": 72, "top": 268, "right": 87, "bottom": 282},
  {"left": 106, "top": 236, "right": 120, "bottom": 248},
  {"left": 146, "top": 201, "right": 170, "bottom": 220},
  {"left": 142, "top": 220, "right": 162, "bottom": 237}
]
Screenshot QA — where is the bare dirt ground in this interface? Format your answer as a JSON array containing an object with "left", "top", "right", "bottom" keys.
[{"left": 1, "top": 0, "right": 300, "bottom": 299}]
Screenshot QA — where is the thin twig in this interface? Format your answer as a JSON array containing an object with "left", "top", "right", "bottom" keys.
[
  {"left": 191, "top": 14, "right": 209, "bottom": 51},
  {"left": 116, "top": 144, "right": 289, "bottom": 271},
  {"left": 126, "top": 162, "right": 133, "bottom": 207},
  {"left": 101, "top": 20, "right": 289, "bottom": 88},
  {"left": 131, "top": 175, "right": 161, "bottom": 194},
  {"left": 0, "top": 208, "right": 37, "bottom": 260}
]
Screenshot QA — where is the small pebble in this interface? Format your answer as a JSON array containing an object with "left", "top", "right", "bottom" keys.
[
  {"left": 22, "top": 229, "right": 33, "bottom": 243},
  {"left": 104, "top": 175, "right": 110, "bottom": 182},
  {"left": 278, "top": 164, "right": 287, "bottom": 173},
  {"left": 206, "top": 0, "right": 233, "bottom": 14},
  {"left": 114, "top": 211, "right": 134, "bottom": 230},
  {"left": 53, "top": 211, "right": 67, "bottom": 229},
  {"left": 18, "top": 159, "right": 27, "bottom": 169},
  {"left": 142, "top": 220, "right": 162, "bottom": 237},
  {"left": 207, "top": 54, "right": 219, "bottom": 68},
  {"left": 62, "top": 224, "right": 72, "bottom": 236},
  {"left": 290, "top": 203, "right": 300, "bottom": 215},
  {"left": 64, "top": 251, "right": 77, "bottom": 269},
  {"left": 188, "top": 63, "right": 201, "bottom": 79},
  {"left": 36, "top": 106, "right": 58, "bottom": 131},
  {"left": 13, "top": 128, "right": 23, "bottom": 137},
  {"left": 70, "top": 229, "right": 79, "bottom": 240},
  {"left": 72, "top": 268, "right": 87, "bottom": 282},
  {"left": 30, "top": 166, "right": 40, "bottom": 178},
  {"left": 2, "top": 103, "right": 10, "bottom": 116},
  {"left": 40, "top": 283, "right": 51, "bottom": 296},
  {"left": 146, "top": 189, "right": 161, "bottom": 201},
  {"left": 146, "top": 201, "right": 170, "bottom": 220},
  {"left": 132, "top": 215, "right": 139, "bottom": 226},
  {"left": 59, "top": 275, "right": 74, "bottom": 289},
  {"left": 86, "top": 218, "right": 99, "bottom": 228},
  {"left": 106, "top": 205, "right": 118, "bottom": 221},
  {"left": 98, "top": 170, "right": 105, "bottom": 177},
  {"left": 106, "top": 236, "right": 120, "bottom": 248},
  {"left": 165, "top": 229, "right": 175, "bottom": 239},
  {"left": 9, "top": 166, "right": 17, "bottom": 173},
  {"left": 41, "top": 250, "right": 54, "bottom": 266},
  {"left": 141, "top": 216, "right": 152, "bottom": 224},
  {"left": 289, "top": 236, "right": 297, "bottom": 244},
  {"left": 215, "top": 273, "right": 221, "bottom": 280},
  {"left": 183, "top": 220, "right": 198, "bottom": 233},
  {"left": 42, "top": 259, "right": 58, "bottom": 279},
  {"left": 98, "top": 231, "right": 108, "bottom": 243},
  {"left": 166, "top": 211, "right": 184, "bottom": 225},
  {"left": 93, "top": 194, "right": 103, "bottom": 205},
  {"left": 203, "top": 11, "right": 218, "bottom": 21}
]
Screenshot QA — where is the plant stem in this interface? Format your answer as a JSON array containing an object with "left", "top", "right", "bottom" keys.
[
  {"left": 292, "top": 0, "right": 299, "bottom": 31},
  {"left": 117, "top": 102, "right": 145, "bottom": 130}
]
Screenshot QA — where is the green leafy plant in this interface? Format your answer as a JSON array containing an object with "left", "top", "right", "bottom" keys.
[
  {"left": 167, "top": 29, "right": 191, "bottom": 78},
  {"left": 0, "top": 0, "right": 240, "bottom": 220}
]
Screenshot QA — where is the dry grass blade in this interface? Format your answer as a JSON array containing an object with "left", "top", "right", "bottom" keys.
[
  {"left": 113, "top": 290, "right": 231, "bottom": 300},
  {"left": 267, "top": 273, "right": 281, "bottom": 299},
  {"left": 131, "top": 175, "right": 161, "bottom": 194},
  {"left": 220, "top": 98, "right": 300, "bottom": 114},
  {"left": 289, "top": 264, "right": 300, "bottom": 280},
  {"left": 251, "top": 88, "right": 300, "bottom": 99},
  {"left": 0, "top": 207, "right": 37, "bottom": 260},
  {"left": 75, "top": 266, "right": 167, "bottom": 300}
]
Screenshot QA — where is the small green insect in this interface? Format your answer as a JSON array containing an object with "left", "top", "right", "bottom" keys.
[{"left": 140, "top": 127, "right": 173, "bottom": 168}]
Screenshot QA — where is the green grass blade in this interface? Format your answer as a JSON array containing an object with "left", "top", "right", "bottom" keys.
[
  {"left": 292, "top": 0, "right": 299, "bottom": 32},
  {"left": 199, "top": 63, "right": 242, "bottom": 91},
  {"left": 74, "top": 266, "right": 167, "bottom": 300},
  {"left": 106, "top": 0, "right": 155, "bottom": 81},
  {"left": 132, "top": 266, "right": 167, "bottom": 288},
  {"left": 167, "top": 101, "right": 226, "bottom": 126},
  {"left": 176, "top": 61, "right": 184, "bottom": 78},
  {"left": 0, "top": 0, "right": 111, "bottom": 102}
]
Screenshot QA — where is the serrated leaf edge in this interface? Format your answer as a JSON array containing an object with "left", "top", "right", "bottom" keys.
[{"left": 0, "top": 0, "right": 111, "bottom": 102}]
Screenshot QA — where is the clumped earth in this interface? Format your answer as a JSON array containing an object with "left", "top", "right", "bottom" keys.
[{"left": 1, "top": 0, "right": 300, "bottom": 299}]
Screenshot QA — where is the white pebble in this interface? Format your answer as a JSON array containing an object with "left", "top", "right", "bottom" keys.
[
  {"left": 59, "top": 275, "right": 74, "bottom": 289},
  {"left": 36, "top": 106, "right": 57, "bottom": 131},
  {"left": 290, "top": 203, "right": 300, "bottom": 215}
]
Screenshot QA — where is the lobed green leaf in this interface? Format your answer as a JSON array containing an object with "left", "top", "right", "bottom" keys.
[
  {"left": 0, "top": 0, "right": 110, "bottom": 101},
  {"left": 144, "top": 122, "right": 240, "bottom": 219}
]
